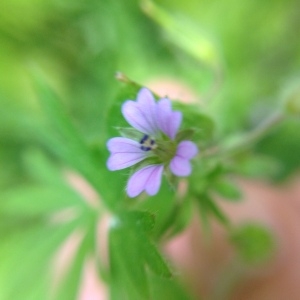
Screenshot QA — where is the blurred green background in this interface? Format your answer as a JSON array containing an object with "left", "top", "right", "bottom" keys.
[
  {"left": 0, "top": 0, "right": 300, "bottom": 299},
  {"left": 1, "top": 0, "right": 300, "bottom": 188}
]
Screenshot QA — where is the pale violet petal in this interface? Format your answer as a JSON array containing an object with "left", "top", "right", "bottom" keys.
[
  {"left": 126, "top": 164, "right": 164, "bottom": 198},
  {"left": 170, "top": 156, "right": 191, "bottom": 177},
  {"left": 107, "top": 152, "right": 147, "bottom": 171},
  {"left": 167, "top": 111, "right": 182, "bottom": 140},
  {"left": 107, "top": 137, "right": 143, "bottom": 153},
  {"left": 136, "top": 88, "right": 159, "bottom": 133},
  {"left": 156, "top": 98, "right": 182, "bottom": 139},
  {"left": 156, "top": 98, "right": 172, "bottom": 136},
  {"left": 145, "top": 165, "right": 164, "bottom": 196},
  {"left": 122, "top": 100, "right": 156, "bottom": 135},
  {"left": 137, "top": 88, "right": 155, "bottom": 108},
  {"left": 176, "top": 141, "right": 198, "bottom": 159}
]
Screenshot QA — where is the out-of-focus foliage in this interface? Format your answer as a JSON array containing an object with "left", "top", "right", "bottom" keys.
[
  {"left": 0, "top": 0, "right": 299, "bottom": 299},
  {"left": 230, "top": 223, "right": 275, "bottom": 264}
]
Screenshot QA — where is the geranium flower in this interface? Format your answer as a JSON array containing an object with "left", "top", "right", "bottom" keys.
[{"left": 106, "top": 88, "right": 198, "bottom": 198}]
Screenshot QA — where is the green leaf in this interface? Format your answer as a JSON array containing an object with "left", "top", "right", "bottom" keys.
[
  {"left": 236, "top": 154, "right": 283, "bottom": 179},
  {"left": 256, "top": 119, "right": 300, "bottom": 180},
  {"left": 158, "top": 197, "right": 193, "bottom": 239},
  {"left": 23, "top": 149, "right": 68, "bottom": 186},
  {"left": 32, "top": 72, "right": 126, "bottom": 211},
  {"left": 0, "top": 149, "right": 90, "bottom": 217},
  {"left": 197, "top": 194, "right": 229, "bottom": 226},
  {"left": 141, "top": 0, "right": 220, "bottom": 69},
  {"left": 109, "top": 211, "right": 173, "bottom": 299},
  {"left": 136, "top": 180, "right": 175, "bottom": 238},
  {"left": 139, "top": 230, "right": 172, "bottom": 278},
  {"left": 109, "top": 225, "right": 149, "bottom": 300},
  {"left": 119, "top": 210, "right": 155, "bottom": 233},
  {"left": 55, "top": 221, "right": 96, "bottom": 300},
  {"left": 0, "top": 219, "right": 80, "bottom": 300},
  {"left": 105, "top": 81, "right": 142, "bottom": 138},
  {"left": 120, "top": 211, "right": 172, "bottom": 278},
  {"left": 172, "top": 102, "right": 215, "bottom": 143},
  {"left": 230, "top": 223, "right": 275, "bottom": 264},
  {"left": 175, "top": 129, "right": 195, "bottom": 142},
  {"left": 1, "top": 186, "right": 85, "bottom": 216},
  {"left": 214, "top": 180, "right": 242, "bottom": 201},
  {"left": 149, "top": 272, "right": 192, "bottom": 300}
]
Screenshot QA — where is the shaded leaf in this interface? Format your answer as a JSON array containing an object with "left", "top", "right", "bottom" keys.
[
  {"left": 105, "top": 81, "right": 142, "bottom": 138},
  {"left": 140, "top": 231, "right": 172, "bottom": 278},
  {"left": 197, "top": 194, "right": 229, "bottom": 226},
  {"left": 55, "top": 220, "right": 96, "bottom": 300},
  {"left": 33, "top": 73, "right": 125, "bottom": 211},
  {"left": 230, "top": 223, "right": 275, "bottom": 264},
  {"left": 214, "top": 180, "right": 242, "bottom": 201},
  {"left": 109, "top": 225, "right": 149, "bottom": 300},
  {"left": 173, "top": 102, "right": 215, "bottom": 143},
  {"left": 149, "top": 272, "right": 192, "bottom": 300}
]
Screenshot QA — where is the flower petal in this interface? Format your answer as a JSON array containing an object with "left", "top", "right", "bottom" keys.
[
  {"left": 144, "top": 165, "right": 164, "bottom": 196},
  {"left": 176, "top": 141, "right": 198, "bottom": 159},
  {"left": 107, "top": 152, "right": 147, "bottom": 171},
  {"left": 127, "top": 164, "right": 164, "bottom": 197},
  {"left": 170, "top": 156, "right": 191, "bottom": 177},
  {"left": 156, "top": 98, "right": 182, "bottom": 139},
  {"left": 107, "top": 137, "right": 143, "bottom": 153},
  {"left": 121, "top": 88, "right": 158, "bottom": 135},
  {"left": 156, "top": 98, "right": 171, "bottom": 136},
  {"left": 167, "top": 111, "right": 182, "bottom": 140}
]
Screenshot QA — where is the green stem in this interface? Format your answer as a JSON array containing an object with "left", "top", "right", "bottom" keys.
[{"left": 201, "top": 111, "right": 285, "bottom": 159}]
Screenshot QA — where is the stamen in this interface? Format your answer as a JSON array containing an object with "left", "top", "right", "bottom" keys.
[
  {"left": 140, "top": 134, "right": 149, "bottom": 144},
  {"left": 141, "top": 146, "right": 151, "bottom": 151},
  {"left": 140, "top": 134, "right": 157, "bottom": 151}
]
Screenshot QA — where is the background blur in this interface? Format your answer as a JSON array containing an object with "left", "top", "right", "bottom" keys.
[{"left": 0, "top": 0, "right": 300, "bottom": 299}]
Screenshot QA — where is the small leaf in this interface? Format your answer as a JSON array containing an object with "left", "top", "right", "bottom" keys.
[
  {"left": 109, "top": 211, "right": 173, "bottom": 299},
  {"left": 149, "top": 272, "right": 192, "bottom": 300},
  {"left": 236, "top": 155, "right": 283, "bottom": 179},
  {"left": 120, "top": 211, "right": 155, "bottom": 233},
  {"left": 175, "top": 129, "right": 195, "bottom": 142},
  {"left": 109, "top": 225, "right": 149, "bottom": 299},
  {"left": 230, "top": 223, "right": 275, "bottom": 264},
  {"left": 197, "top": 194, "right": 229, "bottom": 225},
  {"left": 172, "top": 102, "right": 215, "bottom": 143},
  {"left": 161, "top": 198, "right": 193, "bottom": 239},
  {"left": 139, "top": 231, "right": 172, "bottom": 278},
  {"left": 136, "top": 180, "right": 175, "bottom": 238},
  {"left": 214, "top": 180, "right": 242, "bottom": 201},
  {"left": 105, "top": 82, "right": 142, "bottom": 138}
]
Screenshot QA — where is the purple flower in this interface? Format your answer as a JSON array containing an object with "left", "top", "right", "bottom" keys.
[{"left": 106, "top": 88, "right": 198, "bottom": 198}]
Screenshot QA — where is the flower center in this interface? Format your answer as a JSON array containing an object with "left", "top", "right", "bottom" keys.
[{"left": 140, "top": 134, "right": 157, "bottom": 151}]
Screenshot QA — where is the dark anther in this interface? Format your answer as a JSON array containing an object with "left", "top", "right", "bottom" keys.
[
  {"left": 140, "top": 134, "right": 156, "bottom": 151},
  {"left": 141, "top": 146, "right": 151, "bottom": 151},
  {"left": 140, "top": 134, "right": 149, "bottom": 144}
]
